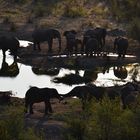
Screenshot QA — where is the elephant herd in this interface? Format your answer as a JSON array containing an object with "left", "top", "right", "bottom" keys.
[
  {"left": 32, "top": 28, "right": 129, "bottom": 58},
  {"left": 25, "top": 82, "right": 140, "bottom": 115},
  {"left": 0, "top": 27, "right": 129, "bottom": 62}
]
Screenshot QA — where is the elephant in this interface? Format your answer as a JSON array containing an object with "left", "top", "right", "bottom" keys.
[
  {"left": 85, "top": 37, "right": 99, "bottom": 57},
  {"left": 113, "top": 66, "right": 128, "bottom": 79},
  {"left": 0, "top": 36, "right": 19, "bottom": 61},
  {"left": 61, "top": 84, "right": 120, "bottom": 109},
  {"left": 114, "top": 36, "right": 128, "bottom": 58},
  {"left": 61, "top": 85, "right": 105, "bottom": 109},
  {"left": 32, "top": 28, "right": 61, "bottom": 52},
  {"left": 63, "top": 30, "right": 82, "bottom": 56},
  {"left": 120, "top": 82, "right": 139, "bottom": 109},
  {"left": 25, "top": 86, "right": 63, "bottom": 114},
  {"left": 82, "top": 27, "right": 107, "bottom": 54}
]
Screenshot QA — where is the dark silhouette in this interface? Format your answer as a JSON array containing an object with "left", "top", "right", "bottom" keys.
[
  {"left": 85, "top": 37, "right": 99, "bottom": 56},
  {"left": 63, "top": 30, "right": 82, "bottom": 56},
  {"left": 0, "top": 36, "right": 19, "bottom": 61},
  {"left": 113, "top": 66, "right": 128, "bottom": 79},
  {"left": 120, "top": 82, "right": 139, "bottom": 109},
  {"left": 114, "top": 36, "right": 128, "bottom": 58},
  {"left": 82, "top": 27, "right": 107, "bottom": 54},
  {"left": 32, "top": 67, "right": 60, "bottom": 76},
  {"left": 61, "top": 85, "right": 120, "bottom": 109},
  {"left": 32, "top": 28, "right": 61, "bottom": 52},
  {"left": 62, "top": 85, "right": 105, "bottom": 109},
  {"left": 0, "top": 91, "right": 12, "bottom": 105},
  {"left": 25, "top": 87, "right": 63, "bottom": 115},
  {"left": 0, "top": 58, "right": 19, "bottom": 77}
]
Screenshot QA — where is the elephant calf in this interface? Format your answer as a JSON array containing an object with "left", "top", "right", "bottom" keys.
[
  {"left": 63, "top": 30, "right": 82, "bottom": 56},
  {"left": 25, "top": 86, "right": 63, "bottom": 115}
]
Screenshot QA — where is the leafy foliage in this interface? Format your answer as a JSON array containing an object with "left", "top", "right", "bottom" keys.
[
  {"left": 0, "top": 106, "right": 45, "bottom": 140},
  {"left": 64, "top": 96, "right": 140, "bottom": 140}
]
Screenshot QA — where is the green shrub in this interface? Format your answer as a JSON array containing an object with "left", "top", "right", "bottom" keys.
[
  {"left": 63, "top": 0, "right": 86, "bottom": 18},
  {"left": 128, "top": 18, "right": 140, "bottom": 42},
  {"left": 3, "top": 16, "right": 11, "bottom": 24},
  {"left": 0, "top": 106, "right": 44, "bottom": 140},
  {"left": 33, "top": 3, "right": 46, "bottom": 17},
  {"left": 64, "top": 96, "right": 140, "bottom": 140}
]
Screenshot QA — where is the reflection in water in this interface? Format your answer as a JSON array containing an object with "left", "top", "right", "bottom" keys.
[
  {"left": 32, "top": 67, "right": 60, "bottom": 76},
  {"left": 113, "top": 66, "right": 128, "bottom": 79},
  {"left": 0, "top": 59, "right": 19, "bottom": 77},
  {"left": 0, "top": 40, "right": 139, "bottom": 98},
  {"left": 53, "top": 68, "right": 98, "bottom": 85}
]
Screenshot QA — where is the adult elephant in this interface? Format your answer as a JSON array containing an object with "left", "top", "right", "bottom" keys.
[
  {"left": 114, "top": 36, "right": 128, "bottom": 58},
  {"left": 61, "top": 85, "right": 105, "bottom": 109},
  {"left": 82, "top": 27, "right": 107, "bottom": 54},
  {"left": 25, "top": 86, "right": 63, "bottom": 115},
  {"left": 0, "top": 36, "right": 19, "bottom": 61},
  {"left": 61, "top": 84, "right": 120, "bottom": 109},
  {"left": 63, "top": 30, "right": 82, "bottom": 56},
  {"left": 32, "top": 28, "right": 61, "bottom": 52}
]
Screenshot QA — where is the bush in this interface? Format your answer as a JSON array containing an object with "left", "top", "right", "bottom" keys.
[
  {"left": 64, "top": 96, "right": 140, "bottom": 140},
  {"left": 63, "top": 0, "right": 86, "bottom": 18},
  {"left": 128, "top": 18, "right": 140, "bottom": 42},
  {"left": 0, "top": 106, "right": 44, "bottom": 140}
]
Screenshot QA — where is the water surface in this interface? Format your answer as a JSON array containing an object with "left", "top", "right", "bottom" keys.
[{"left": 0, "top": 40, "right": 139, "bottom": 98}]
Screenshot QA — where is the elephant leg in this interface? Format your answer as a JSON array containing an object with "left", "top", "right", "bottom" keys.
[
  {"left": 48, "top": 101, "right": 53, "bottom": 113},
  {"left": 45, "top": 101, "right": 53, "bottom": 114},
  {"left": 33, "top": 42, "right": 37, "bottom": 50},
  {"left": 29, "top": 103, "right": 34, "bottom": 114},
  {"left": 2, "top": 50, "right": 6, "bottom": 61},
  {"left": 74, "top": 45, "right": 78, "bottom": 56},
  {"left": 48, "top": 39, "right": 53, "bottom": 52},
  {"left": 37, "top": 42, "right": 41, "bottom": 51},
  {"left": 45, "top": 101, "right": 49, "bottom": 114}
]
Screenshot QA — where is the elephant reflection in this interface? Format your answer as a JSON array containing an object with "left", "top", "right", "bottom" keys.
[
  {"left": 83, "top": 69, "right": 98, "bottom": 83},
  {"left": 0, "top": 36, "right": 19, "bottom": 61},
  {"left": 114, "top": 36, "right": 128, "bottom": 58},
  {"left": 53, "top": 69, "right": 98, "bottom": 85},
  {"left": 32, "top": 28, "right": 61, "bottom": 52},
  {"left": 0, "top": 59, "right": 19, "bottom": 77},
  {"left": 63, "top": 30, "right": 82, "bottom": 56},
  {"left": 32, "top": 67, "right": 60, "bottom": 76},
  {"left": 113, "top": 66, "right": 128, "bottom": 79}
]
